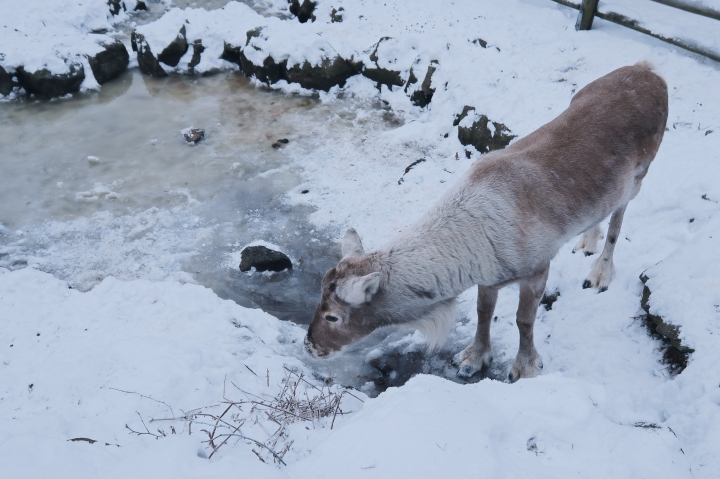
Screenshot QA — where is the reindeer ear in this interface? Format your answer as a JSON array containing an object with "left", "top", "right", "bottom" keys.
[
  {"left": 342, "top": 228, "right": 365, "bottom": 258},
  {"left": 337, "top": 272, "right": 381, "bottom": 305}
]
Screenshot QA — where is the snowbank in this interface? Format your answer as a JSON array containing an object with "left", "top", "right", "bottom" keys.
[{"left": 0, "top": 268, "right": 694, "bottom": 477}]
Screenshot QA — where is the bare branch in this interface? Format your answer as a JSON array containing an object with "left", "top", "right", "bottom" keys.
[{"left": 109, "top": 387, "right": 174, "bottom": 416}]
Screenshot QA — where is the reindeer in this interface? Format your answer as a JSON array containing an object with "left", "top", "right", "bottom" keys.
[{"left": 305, "top": 63, "right": 668, "bottom": 382}]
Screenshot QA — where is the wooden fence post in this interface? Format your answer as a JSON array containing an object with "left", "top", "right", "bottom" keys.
[{"left": 576, "top": 0, "right": 599, "bottom": 30}]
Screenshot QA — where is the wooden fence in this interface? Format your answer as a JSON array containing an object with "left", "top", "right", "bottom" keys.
[{"left": 552, "top": 0, "right": 720, "bottom": 63}]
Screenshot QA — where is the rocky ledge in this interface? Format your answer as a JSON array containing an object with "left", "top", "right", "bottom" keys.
[{"left": 639, "top": 273, "right": 693, "bottom": 375}]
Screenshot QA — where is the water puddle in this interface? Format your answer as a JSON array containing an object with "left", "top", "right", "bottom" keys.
[
  {"left": 0, "top": 70, "right": 395, "bottom": 323},
  {"left": 0, "top": 66, "right": 493, "bottom": 396}
]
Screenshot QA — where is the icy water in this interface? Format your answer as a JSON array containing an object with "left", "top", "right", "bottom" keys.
[
  {"left": 0, "top": 69, "right": 494, "bottom": 395},
  {"left": 0, "top": 70, "right": 395, "bottom": 323}
]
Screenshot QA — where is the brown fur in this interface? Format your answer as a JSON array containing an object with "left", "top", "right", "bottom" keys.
[{"left": 306, "top": 63, "right": 668, "bottom": 381}]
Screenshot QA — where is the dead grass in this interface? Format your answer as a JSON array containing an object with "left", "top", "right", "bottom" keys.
[{"left": 148, "top": 367, "right": 362, "bottom": 465}]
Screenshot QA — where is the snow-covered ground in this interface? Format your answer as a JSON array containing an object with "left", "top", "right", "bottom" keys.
[{"left": 3, "top": 0, "right": 720, "bottom": 477}]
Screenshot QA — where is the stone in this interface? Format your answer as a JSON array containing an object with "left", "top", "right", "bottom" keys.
[
  {"left": 285, "top": 56, "right": 358, "bottom": 91},
  {"left": 409, "top": 63, "right": 437, "bottom": 107},
  {"left": 157, "top": 25, "right": 188, "bottom": 67},
  {"left": 15, "top": 63, "right": 85, "bottom": 98},
  {"left": 254, "top": 55, "right": 287, "bottom": 84},
  {"left": 131, "top": 31, "right": 168, "bottom": 77},
  {"left": 135, "top": 1, "right": 148, "bottom": 10},
  {"left": 368, "top": 350, "right": 425, "bottom": 389},
  {"left": 362, "top": 37, "right": 403, "bottom": 90},
  {"left": 220, "top": 42, "right": 243, "bottom": 66},
  {"left": 331, "top": 7, "right": 344, "bottom": 22},
  {"left": 540, "top": 290, "right": 560, "bottom": 311},
  {"left": 639, "top": 273, "right": 693, "bottom": 375},
  {"left": 239, "top": 246, "right": 292, "bottom": 273},
  {"left": 107, "top": 0, "right": 123, "bottom": 15},
  {"left": 87, "top": 39, "right": 129, "bottom": 84},
  {"left": 0, "top": 64, "right": 15, "bottom": 96},
  {"left": 454, "top": 106, "right": 516, "bottom": 153},
  {"left": 289, "top": 0, "right": 316, "bottom": 23},
  {"left": 181, "top": 127, "right": 204, "bottom": 145},
  {"left": 188, "top": 40, "right": 204, "bottom": 74}
]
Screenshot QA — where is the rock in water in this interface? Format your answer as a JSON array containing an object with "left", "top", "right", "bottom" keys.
[
  {"left": 239, "top": 246, "right": 292, "bottom": 273},
  {"left": 181, "top": 127, "right": 205, "bottom": 145},
  {"left": 0, "top": 65, "right": 14, "bottom": 96},
  {"left": 15, "top": 63, "right": 85, "bottom": 98},
  {"left": 88, "top": 40, "right": 129, "bottom": 84}
]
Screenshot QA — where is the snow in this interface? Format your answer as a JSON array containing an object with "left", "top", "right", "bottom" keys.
[{"left": 3, "top": 0, "right": 720, "bottom": 477}]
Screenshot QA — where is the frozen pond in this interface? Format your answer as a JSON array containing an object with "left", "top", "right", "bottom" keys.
[{"left": 0, "top": 70, "right": 397, "bottom": 324}]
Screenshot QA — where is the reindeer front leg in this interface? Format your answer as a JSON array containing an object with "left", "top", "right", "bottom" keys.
[
  {"left": 453, "top": 285, "right": 498, "bottom": 379},
  {"left": 509, "top": 267, "right": 548, "bottom": 382}
]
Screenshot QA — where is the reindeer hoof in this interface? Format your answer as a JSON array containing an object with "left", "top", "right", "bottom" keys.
[
  {"left": 508, "top": 371, "right": 515, "bottom": 383},
  {"left": 599, "top": 286, "right": 608, "bottom": 293},
  {"left": 584, "top": 251, "right": 594, "bottom": 257},
  {"left": 451, "top": 352, "right": 462, "bottom": 367},
  {"left": 582, "top": 279, "right": 592, "bottom": 289},
  {"left": 457, "top": 364, "right": 479, "bottom": 379}
]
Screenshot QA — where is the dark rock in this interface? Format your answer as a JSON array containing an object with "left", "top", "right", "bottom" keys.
[
  {"left": 289, "top": 0, "right": 316, "bottom": 23},
  {"left": 130, "top": 30, "right": 138, "bottom": 52},
  {"left": 239, "top": 52, "right": 286, "bottom": 84},
  {"left": 409, "top": 63, "right": 437, "bottom": 107},
  {"left": 540, "top": 290, "right": 560, "bottom": 311},
  {"left": 15, "top": 63, "right": 85, "bottom": 98},
  {"left": 362, "top": 37, "right": 403, "bottom": 90},
  {"left": 0, "top": 64, "right": 15, "bottom": 96},
  {"left": 135, "top": 1, "right": 148, "bottom": 10},
  {"left": 245, "top": 26, "right": 264, "bottom": 46},
  {"left": 279, "top": 138, "right": 289, "bottom": 144},
  {"left": 272, "top": 142, "right": 282, "bottom": 149},
  {"left": 221, "top": 42, "right": 243, "bottom": 67},
  {"left": 285, "top": 56, "right": 358, "bottom": 91},
  {"left": 368, "top": 350, "right": 425, "bottom": 389},
  {"left": 157, "top": 25, "right": 188, "bottom": 67},
  {"left": 87, "top": 39, "right": 129, "bottom": 84},
  {"left": 107, "top": 0, "right": 123, "bottom": 16},
  {"left": 363, "top": 67, "right": 403, "bottom": 90},
  {"left": 132, "top": 31, "right": 167, "bottom": 77},
  {"left": 472, "top": 38, "right": 488, "bottom": 48},
  {"left": 239, "top": 245, "right": 292, "bottom": 273},
  {"left": 331, "top": 7, "right": 344, "bottom": 22},
  {"left": 454, "top": 106, "right": 516, "bottom": 153},
  {"left": 182, "top": 127, "right": 204, "bottom": 145},
  {"left": 639, "top": 273, "right": 693, "bottom": 375},
  {"left": 188, "top": 40, "right": 204, "bottom": 74},
  {"left": 301, "top": 189, "right": 309, "bottom": 194}
]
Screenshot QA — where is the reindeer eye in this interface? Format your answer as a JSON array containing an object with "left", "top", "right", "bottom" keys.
[
  {"left": 325, "top": 315, "right": 339, "bottom": 323},
  {"left": 328, "top": 282, "right": 337, "bottom": 292}
]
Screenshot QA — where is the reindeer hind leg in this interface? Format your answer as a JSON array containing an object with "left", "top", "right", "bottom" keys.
[
  {"left": 583, "top": 204, "right": 627, "bottom": 292},
  {"left": 573, "top": 223, "right": 603, "bottom": 256}
]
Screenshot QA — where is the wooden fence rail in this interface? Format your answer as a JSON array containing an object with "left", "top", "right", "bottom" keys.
[{"left": 551, "top": 0, "right": 720, "bottom": 63}]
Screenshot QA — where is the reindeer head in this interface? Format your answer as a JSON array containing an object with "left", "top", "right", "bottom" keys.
[{"left": 305, "top": 228, "right": 383, "bottom": 357}]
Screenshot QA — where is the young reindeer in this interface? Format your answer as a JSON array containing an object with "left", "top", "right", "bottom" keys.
[{"left": 305, "top": 63, "right": 668, "bottom": 382}]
